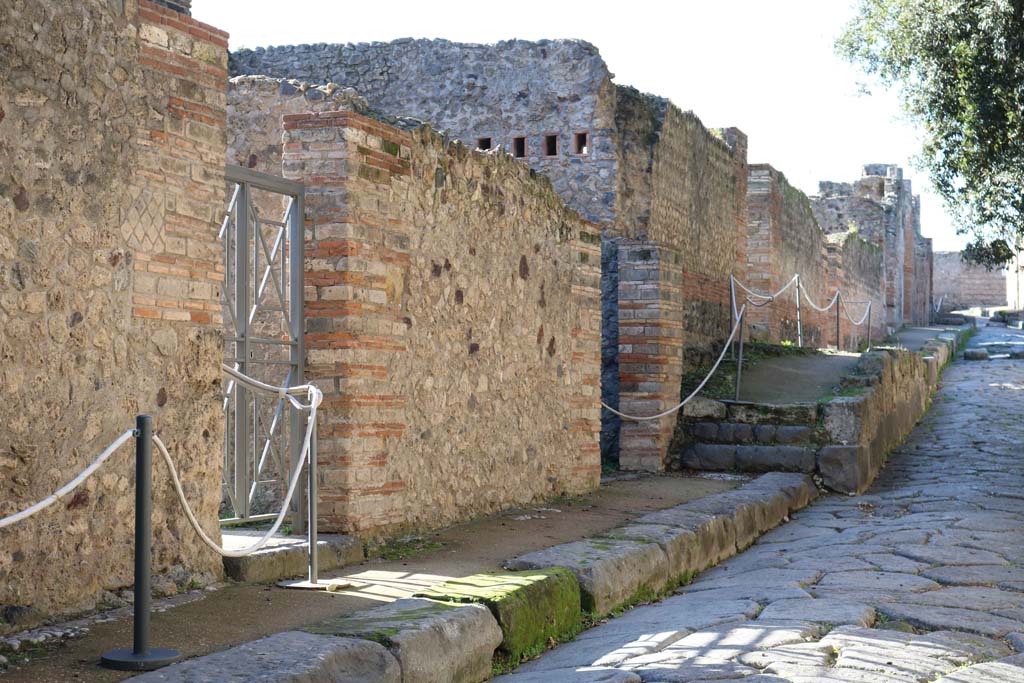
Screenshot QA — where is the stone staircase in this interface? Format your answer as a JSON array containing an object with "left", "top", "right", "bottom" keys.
[{"left": 680, "top": 400, "right": 825, "bottom": 475}]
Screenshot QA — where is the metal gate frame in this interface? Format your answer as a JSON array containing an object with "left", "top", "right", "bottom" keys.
[{"left": 220, "top": 165, "right": 306, "bottom": 530}]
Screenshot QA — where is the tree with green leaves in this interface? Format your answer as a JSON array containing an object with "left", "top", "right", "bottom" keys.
[{"left": 838, "top": 0, "right": 1024, "bottom": 270}]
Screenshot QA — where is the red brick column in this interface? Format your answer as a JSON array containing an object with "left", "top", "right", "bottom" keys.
[
  {"left": 282, "top": 111, "right": 415, "bottom": 533},
  {"left": 616, "top": 240, "right": 684, "bottom": 471}
]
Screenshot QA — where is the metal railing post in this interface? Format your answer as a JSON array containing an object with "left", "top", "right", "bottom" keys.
[
  {"left": 734, "top": 309, "right": 746, "bottom": 401},
  {"left": 867, "top": 302, "right": 872, "bottom": 351},
  {"left": 101, "top": 416, "right": 180, "bottom": 671},
  {"left": 835, "top": 292, "right": 842, "bottom": 351},
  {"left": 729, "top": 276, "right": 737, "bottom": 361},
  {"left": 795, "top": 276, "right": 803, "bottom": 348},
  {"left": 308, "top": 419, "right": 318, "bottom": 584}
]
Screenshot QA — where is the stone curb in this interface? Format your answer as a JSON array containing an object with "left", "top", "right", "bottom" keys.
[
  {"left": 125, "top": 630, "right": 403, "bottom": 682},
  {"left": 222, "top": 533, "right": 364, "bottom": 583},
  {"left": 503, "top": 473, "right": 818, "bottom": 618}
]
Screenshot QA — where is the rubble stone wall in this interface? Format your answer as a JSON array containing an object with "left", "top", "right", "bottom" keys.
[
  {"left": 280, "top": 110, "right": 601, "bottom": 537},
  {"left": 0, "top": 0, "right": 228, "bottom": 632},
  {"left": 230, "top": 39, "right": 620, "bottom": 225}
]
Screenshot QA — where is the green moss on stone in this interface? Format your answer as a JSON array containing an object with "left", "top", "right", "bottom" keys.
[{"left": 413, "top": 568, "right": 581, "bottom": 665}]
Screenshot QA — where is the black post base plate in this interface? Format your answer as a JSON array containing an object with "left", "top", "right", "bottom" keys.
[{"left": 100, "top": 647, "right": 181, "bottom": 671}]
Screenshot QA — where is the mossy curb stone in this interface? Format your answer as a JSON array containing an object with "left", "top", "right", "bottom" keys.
[
  {"left": 413, "top": 569, "right": 581, "bottom": 664},
  {"left": 304, "top": 598, "right": 502, "bottom": 683},
  {"left": 504, "top": 538, "right": 669, "bottom": 617}
]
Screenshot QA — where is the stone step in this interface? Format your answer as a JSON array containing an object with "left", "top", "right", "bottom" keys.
[{"left": 220, "top": 530, "right": 363, "bottom": 583}]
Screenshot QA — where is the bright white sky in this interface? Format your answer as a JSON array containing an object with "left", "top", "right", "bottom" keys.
[{"left": 191, "top": 0, "right": 965, "bottom": 252}]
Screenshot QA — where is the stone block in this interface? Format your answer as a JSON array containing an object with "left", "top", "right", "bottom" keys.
[
  {"left": 964, "top": 349, "right": 990, "bottom": 361},
  {"left": 413, "top": 569, "right": 581, "bottom": 664},
  {"left": 774, "top": 425, "right": 813, "bottom": 444},
  {"left": 125, "top": 631, "right": 401, "bottom": 682},
  {"left": 817, "top": 444, "right": 870, "bottom": 494},
  {"left": 504, "top": 539, "right": 669, "bottom": 616},
  {"left": 222, "top": 533, "right": 363, "bottom": 583},
  {"left": 682, "top": 397, "right": 727, "bottom": 419},
  {"left": 681, "top": 443, "right": 735, "bottom": 471},
  {"left": 743, "top": 472, "right": 818, "bottom": 513},
  {"left": 753, "top": 424, "right": 777, "bottom": 443},
  {"left": 635, "top": 508, "right": 736, "bottom": 569},
  {"left": 690, "top": 422, "right": 719, "bottom": 441},
  {"left": 735, "top": 445, "right": 816, "bottom": 473},
  {"left": 727, "top": 402, "right": 818, "bottom": 425},
  {"left": 596, "top": 524, "right": 700, "bottom": 583},
  {"left": 305, "top": 598, "right": 502, "bottom": 683},
  {"left": 732, "top": 423, "right": 753, "bottom": 442}
]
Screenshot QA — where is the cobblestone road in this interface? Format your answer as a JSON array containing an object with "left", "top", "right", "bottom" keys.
[{"left": 499, "top": 324, "right": 1024, "bottom": 682}]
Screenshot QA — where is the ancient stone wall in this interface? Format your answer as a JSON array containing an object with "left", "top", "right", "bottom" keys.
[
  {"left": 811, "top": 165, "right": 930, "bottom": 329},
  {"left": 827, "top": 233, "right": 886, "bottom": 350},
  {"left": 933, "top": 251, "right": 1012, "bottom": 311},
  {"left": 230, "top": 39, "right": 619, "bottom": 225},
  {"left": 0, "top": 0, "right": 227, "bottom": 632},
  {"left": 744, "top": 165, "right": 827, "bottom": 346},
  {"left": 277, "top": 109, "right": 601, "bottom": 537}
]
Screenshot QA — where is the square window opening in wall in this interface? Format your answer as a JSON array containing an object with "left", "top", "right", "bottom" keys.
[
  {"left": 544, "top": 134, "right": 558, "bottom": 157},
  {"left": 477, "top": 137, "right": 492, "bottom": 151},
  {"left": 574, "top": 131, "right": 589, "bottom": 155},
  {"left": 513, "top": 136, "right": 527, "bottom": 158}
]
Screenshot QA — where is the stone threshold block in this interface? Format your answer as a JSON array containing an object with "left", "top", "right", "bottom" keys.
[
  {"left": 221, "top": 531, "right": 364, "bottom": 583},
  {"left": 412, "top": 569, "right": 581, "bottom": 666},
  {"left": 125, "top": 630, "right": 402, "bottom": 682},
  {"left": 504, "top": 473, "right": 818, "bottom": 617},
  {"left": 303, "top": 598, "right": 502, "bottom": 683}
]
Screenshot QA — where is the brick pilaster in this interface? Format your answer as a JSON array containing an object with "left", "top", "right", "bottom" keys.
[{"left": 616, "top": 240, "right": 684, "bottom": 471}]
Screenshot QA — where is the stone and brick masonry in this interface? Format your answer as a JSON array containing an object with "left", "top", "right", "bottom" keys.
[
  {"left": 1, "top": 0, "right": 228, "bottom": 632},
  {"left": 933, "top": 250, "right": 1021, "bottom": 312}
]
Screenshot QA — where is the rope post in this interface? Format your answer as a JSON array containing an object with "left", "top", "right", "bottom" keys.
[
  {"left": 729, "top": 276, "right": 737, "bottom": 361},
  {"left": 867, "top": 302, "right": 872, "bottom": 351},
  {"left": 795, "top": 276, "right": 803, "bottom": 348},
  {"left": 307, "top": 416, "right": 319, "bottom": 585},
  {"left": 835, "top": 292, "right": 842, "bottom": 351},
  {"left": 734, "top": 308, "right": 746, "bottom": 401},
  {"left": 101, "top": 416, "right": 180, "bottom": 671}
]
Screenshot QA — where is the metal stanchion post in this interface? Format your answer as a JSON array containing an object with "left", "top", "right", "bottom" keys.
[
  {"left": 836, "top": 293, "right": 842, "bottom": 351},
  {"left": 308, "top": 416, "right": 318, "bottom": 585},
  {"left": 101, "top": 416, "right": 180, "bottom": 671},
  {"left": 795, "top": 276, "right": 803, "bottom": 348},
  {"left": 735, "top": 309, "right": 746, "bottom": 401}
]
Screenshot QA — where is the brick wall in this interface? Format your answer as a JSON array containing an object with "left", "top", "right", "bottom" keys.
[
  {"left": 281, "top": 111, "right": 601, "bottom": 537},
  {"left": 0, "top": 0, "right": 227, "bottom": 632},
  {"left": 933, "top": 251, "right": 1013, "bottom": 310}
]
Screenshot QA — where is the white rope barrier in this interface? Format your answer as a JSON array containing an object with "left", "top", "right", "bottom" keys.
[
  {"left": 159, "top": 367, "right": 323, "bottom": 558},
  {"left": 732, "top": 274, "right": 798, "bottom": 301},
  {"left": 602, "top": 304, "right": 747, "bottom": 421},
  {"left": 0, "top": 430, "right": 135, "bottom": 529},
  {"left": 801, "top": 287, "right": 841, "bottom": 313},
  {"left": 933, "top": 295, "right": 945, "bottom": 314},
  {"left": 842, "top": 299, "right": 872, "bottom": 327}
]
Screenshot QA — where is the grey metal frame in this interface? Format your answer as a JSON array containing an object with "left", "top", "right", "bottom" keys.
[{"left": 220, "top": 165, "right": 307, "bottom": 531}]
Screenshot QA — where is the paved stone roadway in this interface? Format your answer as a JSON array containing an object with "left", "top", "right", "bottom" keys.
[{"left": 498, "top": 324, "right": 1024, "bottom": 682}]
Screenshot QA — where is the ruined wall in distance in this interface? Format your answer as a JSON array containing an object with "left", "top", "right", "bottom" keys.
[
  {"left": 933, "top": 251, "right": 1011, "bottom": 310},
  {"left": 0, "top": 0, "right": 227, "bottom": 632},
  {"left": 280, "top": 110, "right": 601, "bottom": 536}
]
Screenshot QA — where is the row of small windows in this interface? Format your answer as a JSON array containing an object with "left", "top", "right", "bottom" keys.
[{"left": 476, "top": 132, "right": 590, "bottom": 158}]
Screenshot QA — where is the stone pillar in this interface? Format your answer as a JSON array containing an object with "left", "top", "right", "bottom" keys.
[
  {"left": 616, "top": 240, "right": 684, "bottom": 471},
  {"left": 282, "top": 110, "right": 415, "bottom": 534}
]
